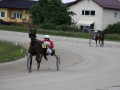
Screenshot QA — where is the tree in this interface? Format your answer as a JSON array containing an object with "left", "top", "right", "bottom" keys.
[{"left": 30, "top": 0, "right": 74, "bottom": 25}]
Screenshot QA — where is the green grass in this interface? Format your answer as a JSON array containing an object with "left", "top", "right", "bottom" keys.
[
  {"left": 37, "top": 29, "right": 91, "bottom": 39},
  {"left": 0, "top": 24, "right": 120, "bottom": 41},
  {"left": 0, "top": 24, "right": 28, "bottom": 32},
  {"left": 0, "top": 40, "right": 27, "bottom": 63},
  {"left": 105, "top": 34, "right": 120, "bottom": 41}
]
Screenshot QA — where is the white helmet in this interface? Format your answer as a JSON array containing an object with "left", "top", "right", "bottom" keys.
[
  {"left": 44, "top": 35, "right": 50, "bottom": 38},
  {"left": 95, "top": 30, "right": 97, "bottom": 32}
]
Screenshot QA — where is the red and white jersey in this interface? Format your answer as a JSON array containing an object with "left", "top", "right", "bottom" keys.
[{"left": 43, "top": 39, "right": 54, "bottom": 49}]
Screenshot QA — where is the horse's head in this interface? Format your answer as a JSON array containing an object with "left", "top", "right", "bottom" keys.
[
  {"left": 29, "top": 26, "right": 37, "bottom": 41},
  {"left": 97, "top": 30, "right": 105, "bottom": 41}
]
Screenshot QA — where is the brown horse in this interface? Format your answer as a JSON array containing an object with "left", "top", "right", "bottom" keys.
[
  {"left": 95, "top": 30, "right": 106, "bottom": 47},
  {"left": 28, "top": 27, "right": 47, "bottom": 73},
  {"left": 97, "top": 31, "right": 105, "bottom": 47},
  {"left": 89, "top": 30, "right": 106, "bottom": 47}
]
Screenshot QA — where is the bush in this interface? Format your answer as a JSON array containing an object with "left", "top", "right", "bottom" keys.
[
  {"left": 56, "top": 25, "right": 80, "bottom": 32},
  {"left": 38, "top": 23, "right": 57, "bottom": 30},
  {"left": 105, "top": 22, "right": 120, "bottom": 34},
  {"left": 38, "top": 23, "right": 80, "bottom": 32}
]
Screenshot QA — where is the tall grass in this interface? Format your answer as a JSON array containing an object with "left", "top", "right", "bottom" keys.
[{"left": 0, "top": 40, "right": 27, "bottom": 63}]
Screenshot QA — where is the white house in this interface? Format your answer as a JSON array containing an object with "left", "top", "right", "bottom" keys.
[{"left": 67, "top": 0, "right": 120, "bottom": 31}]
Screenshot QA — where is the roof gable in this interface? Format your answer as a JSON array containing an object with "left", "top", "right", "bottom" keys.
[{"left": 66, "top": 0, "right": 120, "bottom": 10}]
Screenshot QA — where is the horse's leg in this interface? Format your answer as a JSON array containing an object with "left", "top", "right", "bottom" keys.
[
  {"left": 102, "top": 40, "right": 104, "bottom": 47},
  {"left": 44, "top": 53, "right": 48, "bottom": 60},
  {"left": 95, "top": 36, "right": 98, "bottom": 47},
  {"left": 36, "top": 55, "right": 40, "bottom": 70},
  {"left": 29, "top": 54, "right": 32, "bottom": 73},
  {"left": 36, "top": 54, "right": 42, "bottom": 70},
  {"left": 99, "top": 39, "right": 101, "bottom": 46},
  {"left": 44, "top": 48, "right": 48, "bottom": 60},
  {"left": 98, "top": 36, "right": 101, "bottom": 47},
  {"left": 95, "top": 39, "right": 97, "bottom": 47},
  {"left": 101, "top": 39, "right": 104, "bottom": 47}
]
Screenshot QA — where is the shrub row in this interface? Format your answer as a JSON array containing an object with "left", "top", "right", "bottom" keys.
[
  {"left": 38, "top": 23, "right": 80, "bottom": 32},
  {"left": 105, "top": 22, "right": 120, "bottom": 34}
]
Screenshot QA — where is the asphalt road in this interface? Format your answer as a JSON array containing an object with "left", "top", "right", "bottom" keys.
[{"left": 0, "top": 30, "right": 120, "bottom": 90}]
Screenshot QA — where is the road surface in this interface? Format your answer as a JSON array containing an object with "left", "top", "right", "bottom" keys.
[{"left": 0, "top": 30, "right": 120, "bottom": 90}]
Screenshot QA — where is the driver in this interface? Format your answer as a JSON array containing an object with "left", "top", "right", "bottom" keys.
[
  {"left": 92, "top": 30, "right": 98, "bottom": 39},
  {"left": 43, "top": 35, "right": 55, "bottom": 56}
]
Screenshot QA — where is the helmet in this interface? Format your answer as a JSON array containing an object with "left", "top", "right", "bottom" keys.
[
  {"left": 44, "top": 35, "right": 50, "bottom": 39},
  {"left": 95, "top": 30, "right": 97, "bottom": 32}
]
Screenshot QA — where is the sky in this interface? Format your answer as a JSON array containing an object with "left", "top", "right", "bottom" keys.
[{"left": 62, "top": 0, "right": 76, "bottom": 3}]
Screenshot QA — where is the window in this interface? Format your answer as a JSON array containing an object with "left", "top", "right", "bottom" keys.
[
  {"left": 88, "top": 0, "right": 90, "bottom": 2},
  {"left": 91, "top": 11, "right": 95, "bottom": 16},
  {"left": 114, "top": 12, "right": 118, "bottom": 17},
  {"left": 85, "top": 10, "right": 90, "bottom": 15},
  {"left": 14, "top": 12, "right": 22, "bottom": 19},
  {"left": 0, "top": 12, "right": 5, "bottom": 18},
  {"left": 82, "top": 10, "right": 95, "bottom": 16},
  {"left": 82, "top": 10, "right": 84, "bottom": 15}
]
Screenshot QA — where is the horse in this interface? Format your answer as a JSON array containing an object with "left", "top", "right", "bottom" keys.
[
  {"left": 89, "top": 30, "right": 106, "bottom": 47},
  {"left": 28, "top": 27, "right": 47, "bottom": 73},
  {"left": 97, "top": 30, "right": 106, "bottom": 47}
]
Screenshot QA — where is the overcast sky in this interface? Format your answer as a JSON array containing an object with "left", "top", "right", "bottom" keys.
[{"left": 62, "top": 0, "right": 76, "bottom": 3}]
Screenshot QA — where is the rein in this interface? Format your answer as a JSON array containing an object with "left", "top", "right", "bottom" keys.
[{"left": 30, "top": 43, "right": 37, "bottom": 48}]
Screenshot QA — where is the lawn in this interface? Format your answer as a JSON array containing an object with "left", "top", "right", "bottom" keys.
[{"left": 0, "top": 40, "right": 27, "bottom": 63}]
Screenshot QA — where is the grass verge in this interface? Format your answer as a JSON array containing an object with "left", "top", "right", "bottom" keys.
[
  {"left": 0, "top": 25, "right": 120, "bottom": 41},
  {"left": 0, "top": 40, "right": 27, "bottom": 63}
]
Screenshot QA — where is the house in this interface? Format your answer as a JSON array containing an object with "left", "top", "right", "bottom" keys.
[
  {"left": 0, "top": 0, "right": 37, "bottom": 23},
  {"left": 67, "top": 0, "right": 120, "bottom": 31}
]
